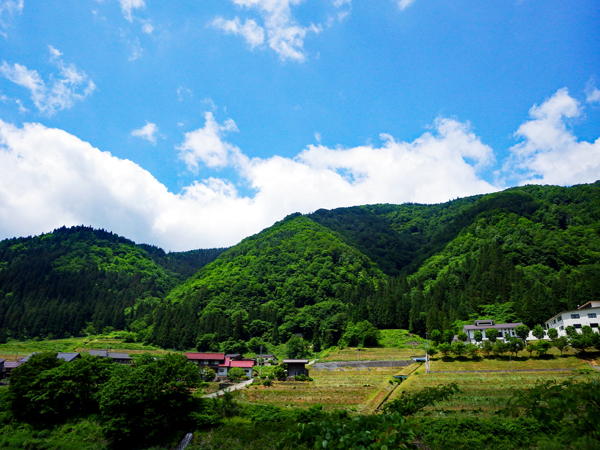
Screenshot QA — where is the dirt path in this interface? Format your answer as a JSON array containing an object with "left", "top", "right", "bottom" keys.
[{"left": 202, "top": 379, "right": 254, "bottom": 398}]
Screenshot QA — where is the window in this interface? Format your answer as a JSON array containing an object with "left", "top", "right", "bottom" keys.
[
  {"left": 591, "top": 323, "right": 599, "bottom": 328},
  {"left": 559, "top": 326, "right": 564, "bottom": 330},
  {"left": 571, "top": 314, "right": 580, "bottom": 319},
  {"left": 557, "top": 316, "right": 562, "bottom": 321},
  {"left": 588, "top": 313, "right": 597, "bottom": 318},
  {"left": 573, "top": 324, "right": 582, "bottom": 329}
]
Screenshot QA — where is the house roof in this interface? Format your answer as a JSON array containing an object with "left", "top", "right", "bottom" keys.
[
  {"left": 230, "top": 360, "right": 254, "bottom": 368},
  {"left": 282, "top": 359, "right": 309, "bottom": 364},
  {"left": 20, "top": 353, "right": 37, "bottom": 362},
  {"left": 4, "top": 361, "right": 22, "bottom": 369},
  {"left": 57, "top": 352, "right": 80, "bottom": 362},
  {"left": 185, "top": 352, "right": 225, "bottom": 360},
  {"left": 463, "top": 322, "right": 523, "bottom": 331},
  {"left": 88, "top": 350, "right": 131, "bottom": 360},
  {"left": 224, "top": 353, "right": 241, "bottom": 358},
  {"left": 0, "top": 359, "right": 5, "bottom": 364}
]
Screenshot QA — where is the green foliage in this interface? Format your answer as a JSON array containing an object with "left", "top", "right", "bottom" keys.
[
  {"left": 506, "top": 337, "right": 524, "bottom": 356},
  {"left": 503, "top": 379, "right": 600, "bottom": 444},
  {"left": 442, "top": 330, "right": 454, "bottom": 344},
  {"left": 485, "top": 328, "right": 499, "bottom": 343},
  {"left": 227, "top": 367, "right": 246, "bottom": 382},
  {"left": 535, "top": 340, "right": 552, "bottom": 356},
  {"left": 473, "top": 330, "right": 483, "bottom": 343},
  {"left": 286, "top": 336, "right": 310, "bottom": 359},
  {"left": 438, "top": 343, "right": 451, "bottom": 356},
  {"left": 480, "top": 340, "right": 493, "bottom": 356},
  {"left": 552, "top": 336, "right": 570, "bottom": 355},
  {"left": 451, "top": 341, "right": 466, "bottom": 357},
  {"left": 430, "top": 329, "right": 442, "bottom": 346},
  {"left": 532, "top": 324, "right": 546, "bottom": 340},
  {"left": 98, "top": 353, "right": 201, "bottom": 448},
  {"left": 457, "top": 331, "right": 468, "bottom": 342},
  {"left": 9, "top": 353, "right": 115, "bottom": 423},
  {"left": 383, "top": 383, "right": 460, "bottom": 415},
  {"left": 514, "top": 324, "right": 530, "bottom": 342},
  {"left": 273, "top": 364, "right": 287, "bottom": 380},
  {"left": 546, "top": 327, "right": 558, "bottom": 341},
  {"left": 339, "top": 320, "right": 381, "bottom": 347},
  {"left": 0, "top": 226, "right": 220, "bottom": 340}
]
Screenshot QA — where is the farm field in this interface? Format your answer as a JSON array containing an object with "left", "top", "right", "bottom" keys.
[
  {"left": 0, "top": 335, "right": 170, "bottom": 361},
  {"left": 429, "top": 352, "right": 592, "bottom": 372},
  {"left": 392, "top": 353, "right": 600, "bottom": 418},
  {"left": 241, "top": 364, "right": 420, "bottom": 413}
]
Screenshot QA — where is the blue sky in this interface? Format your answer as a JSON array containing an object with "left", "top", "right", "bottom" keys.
[{"left": 0, "top": 0, "right": 599, "bottom": 250}]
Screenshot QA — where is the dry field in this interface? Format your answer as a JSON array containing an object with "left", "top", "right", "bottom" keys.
[
  {"left": 429, "top": 353, "right": 590, "bottom": 372},
  {"left": 389, "top": 353, "right": 600, "bottom": 417},
  {"left": 317, "top": 346, "right": 424, "bottom": 362},
  {"left": 241, "top": 364, "right": 420, "bottom": 413}
]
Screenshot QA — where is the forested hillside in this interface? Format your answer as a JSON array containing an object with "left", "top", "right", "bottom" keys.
[
  {"left": 1, "top": 182, "right": 599, "bottom": 351},
  {"left": 149, "top": 182, "right": 600, "bottom": 352},
  {"left": 0, "top": 226, "right": 225, "bottom": 341},
  {"left": 149, "top": 214, "right": 386, "bottom": 350}
]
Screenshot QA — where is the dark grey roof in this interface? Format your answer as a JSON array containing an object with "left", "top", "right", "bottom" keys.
[
  {"left": 463, "top": 322, "right": 523, "bottom": 331},
  {"left": 57, "top": 352, "right": 80, "bottom": 362},
  {"left": 88, "top": 350, "right": 131, "bottom": 360},
  {"left": 20, "top": 353, "right": 37, "bottom": 362}
]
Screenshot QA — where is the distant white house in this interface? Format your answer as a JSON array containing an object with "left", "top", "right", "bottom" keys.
[
  {"left": 462, "top": 320, "right": 524, "bottom": 343},
  {"left": 542, "top": 300, "right": 600, "bottom": 337}
]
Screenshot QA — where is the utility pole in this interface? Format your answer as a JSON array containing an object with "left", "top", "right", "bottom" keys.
[
  {"left": 259, "top": 345, "right": 262, "bottom": 377},
  {"left": 357, "top": 338, "right": 360, "bottom": 362},
  {"left": 425, "top": 332, "right": 429, "bottom": 374}
]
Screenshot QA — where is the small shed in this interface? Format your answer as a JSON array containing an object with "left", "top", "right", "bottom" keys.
[
  {"left": 89, "top": 350, "right": 132, "bottom": 364},
  {"left": 2, "top": 360, "right": 23, "bottom": 378},
  {"left": 283, "top": 359, "right": 309, "bottom": 377}
]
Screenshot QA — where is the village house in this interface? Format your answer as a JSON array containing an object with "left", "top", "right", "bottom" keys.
[
  {"left": 258, "top": 354, "right": 278, "bottom": 365},
  {"left": 283, "top": 359, "right": 309, "bottom": 377},
  {"left": 542, "top": 301, "right": 600, "bottom": 337},
  {"left": 185, "top": 352, "right": 256, "bottom": 378},
  {"left": 462, "top": 320, "right": 524, "bottom": 343},
  {"left": 88, "top": 350, "right": 132, "bottom": 364}
]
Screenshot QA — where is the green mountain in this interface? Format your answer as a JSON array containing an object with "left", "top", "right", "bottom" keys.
[
  {"left": 0, "top": 226, "right": 225, "bottom": 341},
  {"left": 149, "top": 182, "right": 600, "bottom": 351},
  {"left": 149, "top": 213, "right": 386, "bottom": 350},
  {"left": 2, "top": 182, "right": 600, "bottom": 350}
]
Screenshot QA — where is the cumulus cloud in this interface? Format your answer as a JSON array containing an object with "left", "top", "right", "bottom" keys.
[
  {"left": 2, "top": 90, "right": 598, "bottom": 251},
  {"left": 0, "top": 47, "right": 95, "bottom": 116},
  {"left": 214, "top": 0, "right": 323, "bottom": 62},
  {"left": 177, "top": 112, "right": 240, "bottom": 171},
  {"left": 119, "top": 0, "right": 145, "bottom": 22},
  {"left": 213, "top": 17, "right": 265, "bottom": 48},
  {"left": 507, "top": 88, "right": 600, "bottom": 185},
  {"left": 586, "top": 81, "right": 600, "bottom": 104},
  {"left": 131, "top": 122, "right": 159, "bottom": 145}
]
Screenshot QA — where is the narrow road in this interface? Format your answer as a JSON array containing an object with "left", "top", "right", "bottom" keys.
[{"left": 202, "top": 378, "right": 254, "bottom": 398}]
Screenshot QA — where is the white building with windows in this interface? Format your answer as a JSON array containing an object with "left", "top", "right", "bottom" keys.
[
  {"left": 544, "top": 301, "right": 600, "bottom": 336},
  {"left": 462, "top": 320, "right": 524, "bottom": 343}
]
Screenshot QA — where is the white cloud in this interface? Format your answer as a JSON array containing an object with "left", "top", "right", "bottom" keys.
[
  {"left": 131, "top": 122, "right": 159, "bottom": 145},
  {"left": 1, "top": 90, "right": 598, "bottom": 251},
  {"left": 507, "top": 88, "right": 600, "bottom": 185},
  {"left": 119, "top": 0, "right": 145, "bottom": 22},
  {"left": 141, "top": 21, "right": 153, "bottom": 34},
  {"left": 128, "top": 36, "right": 143, "bottom": 60},
  {"left": 213, "top": 17, "right": 265, "bottom": 49},
  {"left": 585, "top": 80, "right": 600, "bottom": 104},
  {"left": 0, "top": 47, "right": 95, "bottom": 116},
  {"left": 214, "top": 0, "right": 323, "bottom": 62},
  {"left": 396, "top": 0, "right": 416, "bottom": 10},
  {"left": 0, "top": 0, "right": 23, "bottom": 36},
  {"left": 332, "top": 0, "right": 351, "bottom": 6},
  {"left": 177, "top": 112, "right": 240, "bottom": 171}
]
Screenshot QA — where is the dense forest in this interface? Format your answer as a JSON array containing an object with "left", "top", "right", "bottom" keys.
[
  {"left": 1, "top": 182, "right": 600, "bottom": 351},
  {"left": 0, "top": 226, "right": 225, "bottom": 341}
]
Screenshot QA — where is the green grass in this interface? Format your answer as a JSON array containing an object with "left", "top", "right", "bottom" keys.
[
  {"left": 0, "top": 334, "right": 171, "bottom": 361},
  {"left": 389, "top": 353, "right": 600, "bottom": 418}
]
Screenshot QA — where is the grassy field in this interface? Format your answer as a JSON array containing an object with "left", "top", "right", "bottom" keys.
[
  {"left": 390, "top": 351, "right": 600, "bottom": 417},
  {"left": 0, "top": 334, "right": 171, "bottom": 361},
  {"left": 241, "top": 364, "right": 420, "bottom": 413}
]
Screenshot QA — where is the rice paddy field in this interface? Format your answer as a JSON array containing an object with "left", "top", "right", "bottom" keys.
[{"left": 241, "top": 364, "right": 420, "bottom": 413}]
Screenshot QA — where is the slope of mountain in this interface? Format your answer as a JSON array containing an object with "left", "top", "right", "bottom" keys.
[
  {"left": 0, "top": 226, "right": 224, "bottom": 341},
  {"left": 149, "top": 213, "right": 386, "bottom": 349}
]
